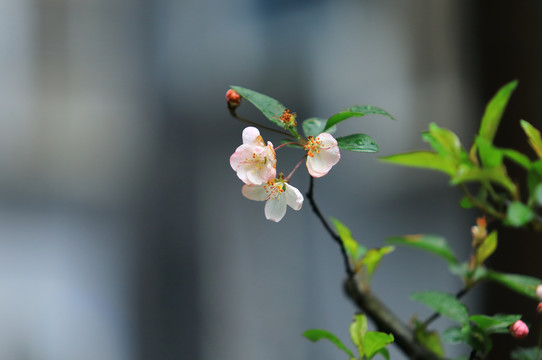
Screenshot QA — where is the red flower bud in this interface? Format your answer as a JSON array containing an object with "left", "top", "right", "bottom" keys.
[
  {"left": 226, "top": 89, "right": 241, "bottom": 108},
  {"left": 537, "top": 302, "right": 542, "bottom": 315},
  {"left": 510, "top": 320, "right": 529, "bottom": 339}
]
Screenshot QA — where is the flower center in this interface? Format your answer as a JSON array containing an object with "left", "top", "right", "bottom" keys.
[
  {"left": 241, "top": 151, "right": 267, "bottom": 172},
  {"left": 263, "top": 179, "right": 285, "bottom": 199},
  {"left": 304, "top": 136, "right": 322, "bottom": 157},
  {"left": 278, "top": 109, "right": 297, "bottom": 127}
]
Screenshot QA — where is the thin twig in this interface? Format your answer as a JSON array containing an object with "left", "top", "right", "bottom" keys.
[
  {"left": 459, "top": 184, "right": 506, "bottom": 220},
  {"left": 306, "top": 177, "right": 353, "bottom": 277},
  {"left": 422, "top": 287, "right": 470, "bottom": 328}
]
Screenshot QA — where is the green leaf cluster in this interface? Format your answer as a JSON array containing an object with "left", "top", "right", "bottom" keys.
[
  {"left": 230, "top": 86, "right": 394, "bottom": 154},
  {"left": 380, "top": 80, "right": 542, "bottom": 229},
  {"left": 303, "top": 314, "right": 394, "bottom": 360},
  {"left": 331, "top": 218, "right": 394, "bottom": 290},
  {"left": 511, "top": 347, "right": 542, "bottom": 360},
  {"left": 411, "top": 290, "right": 523, "bottom": 357}
]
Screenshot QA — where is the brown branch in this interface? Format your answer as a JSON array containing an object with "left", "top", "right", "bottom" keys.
[
  {"left": 307, "top": 177, "right": 443, "bottom": 359},
  {"left": 306, "top": 177, "right": 353, "bottom": 277},
  {"left": 344, "top": 279, "right": 443, "bottom": 360}
]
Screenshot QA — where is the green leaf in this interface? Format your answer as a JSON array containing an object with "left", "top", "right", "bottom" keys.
[
  {"left": 325, "top": 105, "right": 395, "bottom": 131},
  {"left": 534, "top": 160, "right": 542, "bottom": 177},
  {"left": 478, "top": 80, "right": 518, "bottom": 143},
  {"left": 330, "top": 217, "right": 367, "bottom": 261},
  {"left": 360, "top": 246, "right": 395, "bottom": 280},
  {"left": 303, "top": 329, "right": 355, "bottom": 359},
  {"left": 475, "top": 231, "right": 498, "bottom": 265},
  {"left": 465, "top": 324, "right": 490, "bottom": 354},
  {"left": 449, "top": 262, "right": 488, "bottom": 284},
  {"left": 452, "top": 164, "right": 516, "bottom": 195},
  {"left": 442, "top": 326, "right": 468, "bottom": 344},
  {"left": 373, "top": 348, "right": 391, "bottom": 360},
  {"left": 505, "top": 201, "right": 534, "bottom": 227},
  {"left": 302, "top": 117, "right": 336, "bottom": 137},
  {"left": 350, "top": 314, "right": 368, "bottom": 357},
  {"left": 469, "top": 314, "right": 521, "bottom": 334},
  {"left": 521, "top": 120, "right": 542, "bottom": 159},
  {"left": 511, "top": 347, "right": 542, "bottom": 360},
  {"left": 423, "top": 123, "right": 466, "bottom": 163},
  {"left": 501, "top": 148, "right": 532, "bottom": 170},
  {"left": 475, "top": 137, "right": 504, "bottom": 168},
  {"left": 380, "top": 151, "right": 456, "bottom": 176},
  {"left": 230, "top": 86, "right": 287, "bottom": 127},
  {"left": 387, "top": 234, "right": 458, "bottom": 265},
  {"left": 410, "top": 291, "right": 469, "bottom": 325},
  {"left": 413, "top": 320, "right": 445, "bottom": 357},
  {"left": 460, "top": 196, "right": 475, "bottom": 209},
  {"left": 528, "top": 161, "right": 542, "bottom": 195},
  {"left": 485, "top": 270, "right": 542, "bottom": 300},
  {"left": 336, "top": 134, "right": 379, "bottom": 153},
  {"left": 365, "top": 332, "right": 394, "bottom": 360}
]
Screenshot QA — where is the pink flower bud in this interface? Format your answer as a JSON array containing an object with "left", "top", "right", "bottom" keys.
[
  {"left": 510, "top": 320, "right": 529, "bottom": 339},
  {"left": 537, "top": 302, "right": 542, "bottom": 315},
  {"left": 226, "top": 89, "right": 241, "bottom": 108},
  {"left": 536, "top": 284, "right": 542, "bottom": 300}
]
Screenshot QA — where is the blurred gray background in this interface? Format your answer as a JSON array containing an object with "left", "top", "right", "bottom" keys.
[{"left": 0, "top": 0, "right": 541, "bottom": 359}]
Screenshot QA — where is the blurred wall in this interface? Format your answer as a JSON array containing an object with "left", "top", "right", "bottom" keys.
[{"left": 0, "top": 1, "right": 538, "bottom": 360}]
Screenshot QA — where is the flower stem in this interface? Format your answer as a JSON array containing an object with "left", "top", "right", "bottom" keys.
[
  {"left": 285, "top": 156, "right": 306, "bottom": 181},
  {"left": 274, "top": 142, "right": 302, "bottom": 151},
  {"left": 228, "top": 107, "right": 293, "bottom": 138}
]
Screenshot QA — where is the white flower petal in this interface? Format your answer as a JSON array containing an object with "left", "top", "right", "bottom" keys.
[
  {"left": 285, "top": 183, "right": 303, "bottom": 211},
  {"left": 316, "top": 133, "right": 338, "bottom": 147},
  {"left": 246, "top": 169, "right": 263, "bottom": 185},
  {"left": 241, "top": 184, "right": 268, "bottom": 201},
  {"left": 242, "top": 126, "right": 264, "bottom": 147},
  {"left": 306, "top": 133, "right": 340, "bottom": 178},
  {"left": 264, "top": 195, "right": 287, "bottom": 222}
]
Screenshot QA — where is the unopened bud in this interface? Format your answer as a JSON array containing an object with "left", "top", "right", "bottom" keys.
[
  {"left": 471, "top": 226, "right": 487, "bottom": 247},
  {"left": 536, "top": 284, "right": 542, "bottom": 300},
  {"left": 537, "top": 302, "right": 542, "bottom": 315},
  {"left": 510, "top": 320, "right": 529, "bottom": 339},
  {"left": 226, "top": 89, "right": 241, "bottom": 108}
]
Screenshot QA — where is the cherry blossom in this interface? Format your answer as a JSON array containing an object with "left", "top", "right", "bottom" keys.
[
  {"left": 242, "top": 179, "right": 303, "bottom": 222},
  {"left": 230, "top": 127, "right": 276, "bottom": 185},
  {"left": 304, "top": 133, "right": 340, "bottom": 178}
]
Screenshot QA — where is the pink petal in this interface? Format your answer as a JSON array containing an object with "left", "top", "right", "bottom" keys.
[{"left": 229, "top": 144, "right": 253, "bottom": 171}]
